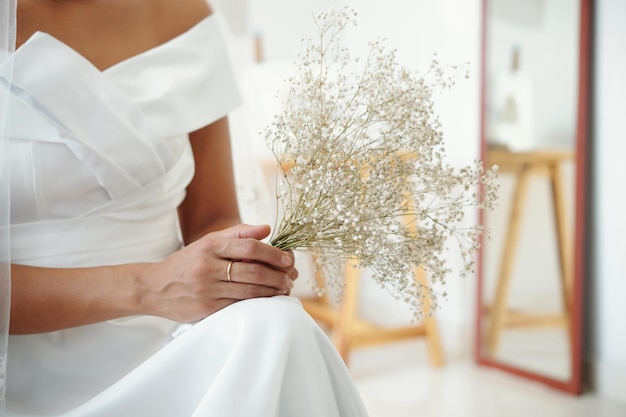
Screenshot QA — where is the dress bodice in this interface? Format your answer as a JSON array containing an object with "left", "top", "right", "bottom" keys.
[{"left": 3, "top": 14, "right": 241, "bottom": 267}]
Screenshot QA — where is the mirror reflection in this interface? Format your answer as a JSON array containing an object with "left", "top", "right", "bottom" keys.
[{"left": 480, "top": 0, "right": 580, "bottom": 382}]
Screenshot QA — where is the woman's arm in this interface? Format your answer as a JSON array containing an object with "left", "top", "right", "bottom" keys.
[
  {"left": 178, "top": 117, "right": 242, "bottom": 244},
  {"left": 10, "top": 263, "right": 145, "bottom": 335},
  {"left": 11, "top": 223, "right": 295, "bottom": 335}
]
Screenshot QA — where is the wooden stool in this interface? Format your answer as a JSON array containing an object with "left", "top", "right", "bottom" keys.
[
  {"left": 261, "top": 156, "right": 445, "bottom": 367},
  {"left": 299, "top": 260, "right": 444, "bottom": 367},
  {"left": 300, "top": 190, "right": 446, "bottom": 367},
  {"left": 485, "top": 147, "right": 574, "bottom": 354}
]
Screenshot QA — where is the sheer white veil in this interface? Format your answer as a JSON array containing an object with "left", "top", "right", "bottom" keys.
[{"left": 0, "top": 0, "right": 16, "bottom": 411}]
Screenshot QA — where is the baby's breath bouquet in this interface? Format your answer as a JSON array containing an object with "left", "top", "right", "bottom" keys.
[{"left": 264, "top": 7, "right": 498, "bottom": 316}]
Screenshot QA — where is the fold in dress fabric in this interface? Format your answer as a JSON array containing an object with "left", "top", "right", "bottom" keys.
[{"left": 2, "top": 14, "right": 368, "bottom": 416}]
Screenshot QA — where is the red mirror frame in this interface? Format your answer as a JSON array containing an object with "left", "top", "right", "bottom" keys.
[{"left": 475, "top": 0, "right": 592, "bottom": 395}]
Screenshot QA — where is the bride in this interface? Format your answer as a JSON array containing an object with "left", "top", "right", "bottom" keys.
[{"left": 1, "top": 0, "right": 369, "bottom": 415}]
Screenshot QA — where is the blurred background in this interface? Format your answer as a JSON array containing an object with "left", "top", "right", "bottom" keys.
[{"left": 208, "top": 0, "right": 626, "bottom": 415}]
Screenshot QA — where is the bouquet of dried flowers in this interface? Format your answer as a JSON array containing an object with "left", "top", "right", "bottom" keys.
[{"left": 263, "top": 7, "right": 498, "bottom": 317}]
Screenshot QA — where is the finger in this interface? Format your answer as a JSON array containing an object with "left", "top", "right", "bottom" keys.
[
  {"left": 219, "top": 239, "right": 294, "bottom": 269},
  {"left": 271, "top": 251, "right": 296, "bottom": 273},
  {"left": 287, "top": 267, "right": 299, "bottom": 282},
  {"left": 226, "top": 261, "right": 294, "bottom": 292},
  {"left": 214, "top": 224, "right": 271, "bottom": 241},
  {"left": 200, "top": 225, "right": 292, "bottom": 269}
]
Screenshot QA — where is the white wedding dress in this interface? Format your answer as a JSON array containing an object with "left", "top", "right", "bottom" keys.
[{"left": 2, "top": 14, "right": 368, "bottom": 417}]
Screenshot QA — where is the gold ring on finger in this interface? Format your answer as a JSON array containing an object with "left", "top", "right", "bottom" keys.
[{"left": 226, "top": 260, "right": 235, "bottom": 282}]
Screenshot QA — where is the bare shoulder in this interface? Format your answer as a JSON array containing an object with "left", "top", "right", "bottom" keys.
[
  {"left": 148, "top": 0, "right": 215, "bottom": 43},
  {"left": 16, "top": 0, "right": 215, "bottom": 70}
]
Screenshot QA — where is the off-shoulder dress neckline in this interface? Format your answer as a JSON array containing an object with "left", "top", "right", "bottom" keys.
[{"left": 14, "top": 14, "right": 215, "bottom": 73}]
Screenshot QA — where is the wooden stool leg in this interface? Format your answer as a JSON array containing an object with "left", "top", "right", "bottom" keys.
[
  {"left": 298, "top": 255, "right": 338, "bottom": 328},
  {"left": 414, "top": 265, "right": 445, "bottom": 366},
  {"left": 487, "top": 166, "right": 532, "bottom": 354},
  {"left": 549, "top": 163, "right": 573, "bottom": 343},
  {"left": 332, "top": 261, "right": 360, "bottom": 364},
  {"left": 403, "top": 190, "right": 445, "bottom": 366}
]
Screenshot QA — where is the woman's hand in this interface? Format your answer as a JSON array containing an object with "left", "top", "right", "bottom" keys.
[{"left": 138, "top": 224, "right": 298, "bottom": 323}]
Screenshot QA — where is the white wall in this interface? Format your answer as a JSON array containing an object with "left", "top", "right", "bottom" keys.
[
  {"left": 590, "top": 0, "right": 626, "bottom": 404},
  {"left": 487, "top": 0, "right": 579, "bottom": 149}
]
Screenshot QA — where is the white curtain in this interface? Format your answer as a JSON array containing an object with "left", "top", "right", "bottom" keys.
[{"left": 0, "top": 0, "right": 17, "bottom": 412}]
